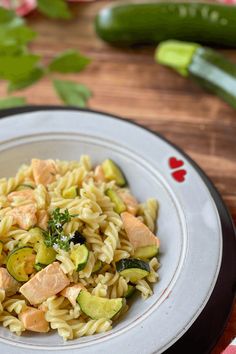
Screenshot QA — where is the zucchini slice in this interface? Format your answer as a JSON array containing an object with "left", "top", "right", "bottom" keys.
[
  {"left": 134, "top": 245, "right": 158, "bottom": 260},
  {"left": 62, "top": 186, "right": 78, "bottom": 199},
  {"left": 29, "top": 227, "right": 44, "bottom": 252},
  {"left": 116, "top": 258, "right": 150, "bottom": 283},
  {"left": 70, "top": 244, "right": 89, "bottom": 271},
  {"left": 34, "top": 263, "right": 46, "bottom": 272},
  {"left": 92, "top": 260, "right": 102, "bottom": 273},
  {"left": 35, "top": 242, "right": 56, "bottom": 266},
  {"left": 101, "top": 159, "right": 126, "bottom": 186},
  {"left": 106, "top": 189, "right": 126, "bottom": 214},
  {"left": 77, "top": 290, "right": 125, "bottom": 320},
  {"left": 7, "top": 247, "right": 35, "bottom": 282},
  {"left": 124, "top": 284, "right": 135, "bottom": 298}
]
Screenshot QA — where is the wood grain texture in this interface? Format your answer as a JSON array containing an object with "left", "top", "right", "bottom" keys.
[{"left": 0, "top": 1, "right": 235, "bottom": 352}]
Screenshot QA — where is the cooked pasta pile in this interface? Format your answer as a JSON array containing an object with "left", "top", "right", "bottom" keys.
[{"left": 0, "top": 156, "right": 160, "bottom": 340}]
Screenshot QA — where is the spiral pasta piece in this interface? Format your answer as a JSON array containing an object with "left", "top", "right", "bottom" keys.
[
  {"left": 0, "top": 166, "right": 31, "bottom": 196},
  {"left": 34, "top": 184, "right": 48, "bottom": 210},
  {"left": 0, "top": 216, "right": 14, "bottom": 239},
  {"left": 71, "top": 318, "right": 112, "bottom": 339},
  {"left": 48, "top": 167, "right": 87, "bottom": 193},
  {"left": 79, "top": 252, "right": 96, "bottom": 279},
  {"left": 44, "top": 296, "right": 75, "bottom": 340},
  {"left": 139, "top": 198, "right": 158, "bottom": 233},
  {"left": 99, "top": 222, "right": 120, "bottom": 264},
  {"left": 109, "top": 276, "right": 128, "bottom": 299},
  {"left": 3, "top": 298, "right": 27, "bottom": 315},
  {"left": 146, "top": 257, "right": 160, "bottom": 283},
  {"left": 0, "top": 311, "right": 25, "bottom": 335},
  {"left": 0, "top": 290, "right": 5, "bottom": 314},
  {"left": 91, "top": 283, "right": 108, "bottom": 298},
  {"left": 136, "top": 279, "right": 153, "bottom": 299},
  {"left": 56, "top": 250, "right": 76, "bottom": 275}
]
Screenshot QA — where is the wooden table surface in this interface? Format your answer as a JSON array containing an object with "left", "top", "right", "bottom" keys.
[{"left": 0, "top": 1, "right": 235, "bottom": 352}]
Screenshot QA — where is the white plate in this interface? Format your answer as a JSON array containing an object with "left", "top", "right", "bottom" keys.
[{"left": 0, "top": 109, "right": 224, "bottom": 354}]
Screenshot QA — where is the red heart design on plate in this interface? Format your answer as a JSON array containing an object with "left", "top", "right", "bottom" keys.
[
  {"left": 172, "top": 169, "right": 187, "bottom": 183},
  {"left": 169, "top": 157, "right": 184, "bottom": 169}
]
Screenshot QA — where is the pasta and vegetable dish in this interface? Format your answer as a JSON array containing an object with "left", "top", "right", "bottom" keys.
[{"left": 0, "top": 156, "right": 160, "bottom": 340}]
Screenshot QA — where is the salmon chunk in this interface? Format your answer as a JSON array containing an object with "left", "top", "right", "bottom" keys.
[
  {"left": 32, "top": 159, "right": 57, "bottom": 186},
  {"left": 60, "top": 283, "right": 85, "bottom": 307},
  {"left": 121, "top": 212, "right": 160, "bottom": 249},
  {"left": 20, "top": 262, "right": 70, "bottom": 305},
  {"left": 117, "top": 190, "right": 138, "bottom": 216},
  {"left": 7, "top": 189, "right": 35, "bottom": 204},
  {"left": 37, "top": 210, "right": 49, "bottom": 231},
  {"left": 11, "top": 204, "right": 37, "bottom": 230},
  {"left": 0, "top": 268, "right": 20, "bottom": 296},
  {"left": 19, "top": 307, "right": 49, "bottom": 333},
  {"left": 94, "top": 165, "right": 106, "bottom": 183}
]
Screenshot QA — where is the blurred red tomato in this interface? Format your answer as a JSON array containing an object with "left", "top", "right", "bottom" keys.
[
  {"left": 219, "top": 0, "right": 236, "bottom": 3},
  {"left": 0, "top": 0, "right": 96, "bottom": 17},
  {"left": 1, "top": 0, "right": 37, "bottom": 16}
]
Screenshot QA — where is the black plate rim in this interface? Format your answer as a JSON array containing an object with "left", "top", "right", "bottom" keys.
[{"left": 0, "top": 105, "right": 235, "bottom": 354}]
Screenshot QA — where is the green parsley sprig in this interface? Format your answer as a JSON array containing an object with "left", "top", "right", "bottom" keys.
[{"left": 43, "top": 208, "right": 72, "bottom": 251}]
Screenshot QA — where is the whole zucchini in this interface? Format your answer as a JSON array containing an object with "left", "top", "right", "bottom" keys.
[
  {"left": 95, "top": 2, "right": 236, "bottom": 47},
  {"left": 156, "top": 40, "right": 236, "bottom": 109}
]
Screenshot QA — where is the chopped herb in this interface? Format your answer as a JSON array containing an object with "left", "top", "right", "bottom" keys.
[{"left": 43, "top": 208, "right": 72, "bottom": 251}]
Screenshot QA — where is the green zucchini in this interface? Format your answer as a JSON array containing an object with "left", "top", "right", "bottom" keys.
[
  {"left": 34, "top": 263, "right": 46, "bottom": 272},
  {"left": 70, "top": 244, "right": 89, "bottom": 271},
  {"left": 96, "top": 2, "right": 236, "bottom": 47},
  {"left": 62, "top": 186, "right": 78, "bottom": 199},
  {"left": 124, "top": 284, "right": 135, "bottom": 298},
  {"left": 134, "top": 245, "right": 159, "bottom": 260},
  {"left": 102, "top": 159, "right": 126, "bottom": 186},
  {"left": 35, "top": 242, "right": 56, "bottom": 266},
  {"left": 92, "top": 260, "right": 102, "bottom": 273},
  {"left": 116, "top": 258, "right": 150, "bottom": 283},
  {"left": 156, "top": 40, "right": 236, "bottom": 109},
  {"left": 77, "top": 290, "right": 125, "bottom": 320},
  {"left": 7, "top": 247, "right": 35, "bottom": 282},
  {"left": 29, "top": 227, "right": 44, "bottom": 251},
  {"left": 106, "top": 189, "right": 126, "bottom": 214}
]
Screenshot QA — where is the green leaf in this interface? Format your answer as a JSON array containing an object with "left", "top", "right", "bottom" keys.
[
  {"left": 53, "top": 79, "right": 92, "bottom": 107},
  {"left": 0, "top": 54, "right": 40, "bottom": 82},
  {"left": 0, "top": 7, "right": 20, "bottom": 24},
  {"left": 0, "top": 96, "right": 26, "bottom": 109},
  {"left": 0, "top": 8, "right": 34, "bottom": 53},
  {"left": 8, "top": 67, "right": 45, "bottom": 92},
  {"left": 37, "top": 0, "right": 72, "bottom": 19},
  {"left": 49, "top": 50, "right": 91, "bottom": 73},
  {"left": 0, "top": 26, "right": 36, "bottom": 48},
  {"left": 0, "top": 43, "right": 26, "bottom": 56}
]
